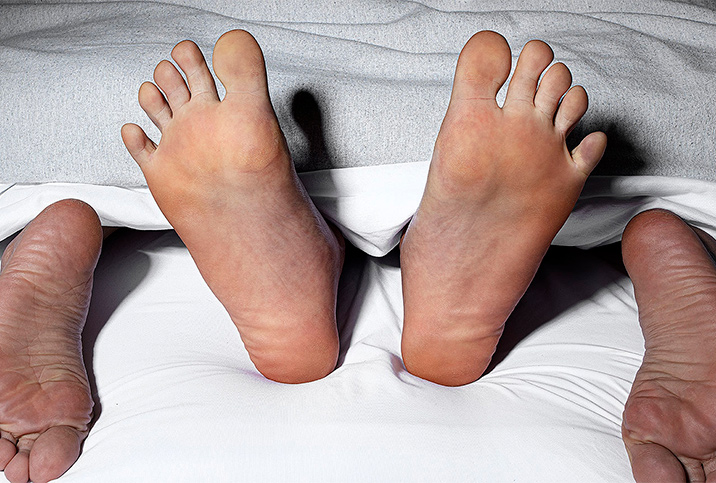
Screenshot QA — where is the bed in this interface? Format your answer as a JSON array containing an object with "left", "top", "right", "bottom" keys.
[{"left": 1, "top": 1, "right": 716, "bottom": 481}]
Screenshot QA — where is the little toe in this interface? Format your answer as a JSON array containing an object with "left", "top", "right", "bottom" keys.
[
  {"left": 138, "top": 81, "right": 172, "bottom": 130},
  {"left": 28, "top": 426, "right": 84, "bottom": 483},
  {"left": 212, "top": 29, "right": 269, "bottom": 96},
  {"left": 534, "top": 62, "right": 572, "bottom": 118},
  {"left": 171, "top": 40, "right": 219, "bottom": 100},
  {"left": 570, "top": 131, "right": 607, "bottom": 176},
  {"left": 504, "top": 39, "right": 554, "bottom": 106},
  {"left": 450, "top": 30, "right": 511, "bottom": 104},
  {"left": 121, "top": 123, "right": 156, "bottom": 167},
  {"left": 153, "top": 60, "right": 190, "bottom": 111},
  {"left": 555, "top": 85, "right": 589, "bottom": 135}
]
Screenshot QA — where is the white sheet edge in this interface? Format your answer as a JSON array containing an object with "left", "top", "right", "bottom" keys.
[{"left": 1, "top": 165, "right": 715, "bottom": 257}]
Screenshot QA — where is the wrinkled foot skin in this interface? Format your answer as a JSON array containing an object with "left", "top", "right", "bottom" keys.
[
  {"left": 622, "top": 209, "right": 716, "bottom": 482},
  {"left": 400, "top": 31, "right": 607, "bottom": 386},
  {"left": 121, "top": 30, "right": 344, "bottom": 384},
  {"left": 0, "top": 200, "right": 100, "bottom": 483}
]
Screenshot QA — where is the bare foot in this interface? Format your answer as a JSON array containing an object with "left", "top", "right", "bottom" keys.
[
  {"left": 621, "top": 209, "right": 716, "bottom": 482},
  {"left": 121, "top": 30, "right": 344, "bottom": 384},
  {"left": 400, "top": 31, "right": 607, "bottom": 386},
  {"left": 0, "top": 200, "right": 100, "bottom": 483}
]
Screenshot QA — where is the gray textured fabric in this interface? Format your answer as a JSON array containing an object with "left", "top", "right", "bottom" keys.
[{"left": 1, "top": 0, "right": 715, "bottom": 186}]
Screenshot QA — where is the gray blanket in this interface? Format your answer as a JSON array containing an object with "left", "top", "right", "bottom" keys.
[{"left": 1, "top": 0, "right": 715, "bottom": 185}]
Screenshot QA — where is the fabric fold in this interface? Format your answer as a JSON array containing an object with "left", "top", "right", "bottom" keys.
[{"left": 2, "top": 168, "right": 715, "bottom": 257}]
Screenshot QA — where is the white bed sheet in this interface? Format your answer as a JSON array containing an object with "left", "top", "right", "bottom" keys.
[
  {"left": 1, "top": 167, "right": 716, "bottom": 482},
  {"left": 1, "top": 219, "right": 641, "bottom": 482}
]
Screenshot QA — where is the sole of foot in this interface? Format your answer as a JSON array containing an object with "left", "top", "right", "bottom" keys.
[
  {"left": 121, "top": 30, "right": 344, "bottom": 384},
  {"left": 621, "top": 209, "right": 716, "bottom": 482},
  {"left": 400, "top": 30, "right": 607, "bottom": 386},
  {"left": 0, "top": 199, "right": 100, "bottom": 483}
]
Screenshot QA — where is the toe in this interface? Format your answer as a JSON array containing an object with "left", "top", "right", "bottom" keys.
[
  {"left": 4, "top": 446, "right": 29, "bottom": 483},
  {"left": 504, "top": 39, "right": 554, "bottom": 107},
  {"left": 28, "top": 426, "right": 84, "bottom": 483},
  {"left": 121, "top": 123, "right": 156, "bottom": 167},
  {"left": 624, "top": 440, "right": 688, "bottom": 483},
  {"left": 171, "top": 40, "right": 219, "bottom": 100},
  {"left": 554, "top": 85, "right": 589, "bottom": 135},
  {"left": 212, "top": 29, "right": 269, "bottom": 96},
  {"left": 703, "top": 458, "right": 716, "bottom": 481},
  {"left": 681, "top": 457, "right": 708, "bottom": 482},
  {"left": 570, "top": 131, "right": 606, "bottom": 176},
  {"left": 449, "top": 30, "right": 511, "bottom": 104},
  {"left": 153, "top": 60, "right": 190, "bottom": 112},
  {"left": 534, "top": 62, "right": 572, "bottom": 119},
  {"left": 138, "top": 81, "right": 172, "bottom": 131},
  {"left": 0, "top": 433, "right": 16, "bottom": 469}
]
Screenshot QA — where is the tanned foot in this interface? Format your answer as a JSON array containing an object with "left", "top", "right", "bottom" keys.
[
  {"left": 400, "top": 31, "right": 607, "bottom": 386},
  {"left": 0, "top": 200, "right": 100, "bottom": 483},
  {"left": 621, "top": 209, "right": 716, "bottom": 482},
  {"left": 121, "top": 30, "right": 344, "bottom": 384}
]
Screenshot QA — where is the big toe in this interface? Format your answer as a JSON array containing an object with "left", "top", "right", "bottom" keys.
[
  {"left": 29, "top": 426, "right": 84, "bottom": 483},
  {"left": 450, "top": 30, "right": 512, "bottom": 103},
  {"left": 212, "top": 29, "right": 268, "bottom": 95},
  {"left": 624, "top": 440, "right": 687, "bottom": 483}
]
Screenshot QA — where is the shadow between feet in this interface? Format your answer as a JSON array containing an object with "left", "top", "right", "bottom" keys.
[{"left": 335, "top": 241, "right": 368, "bottom": 368}]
